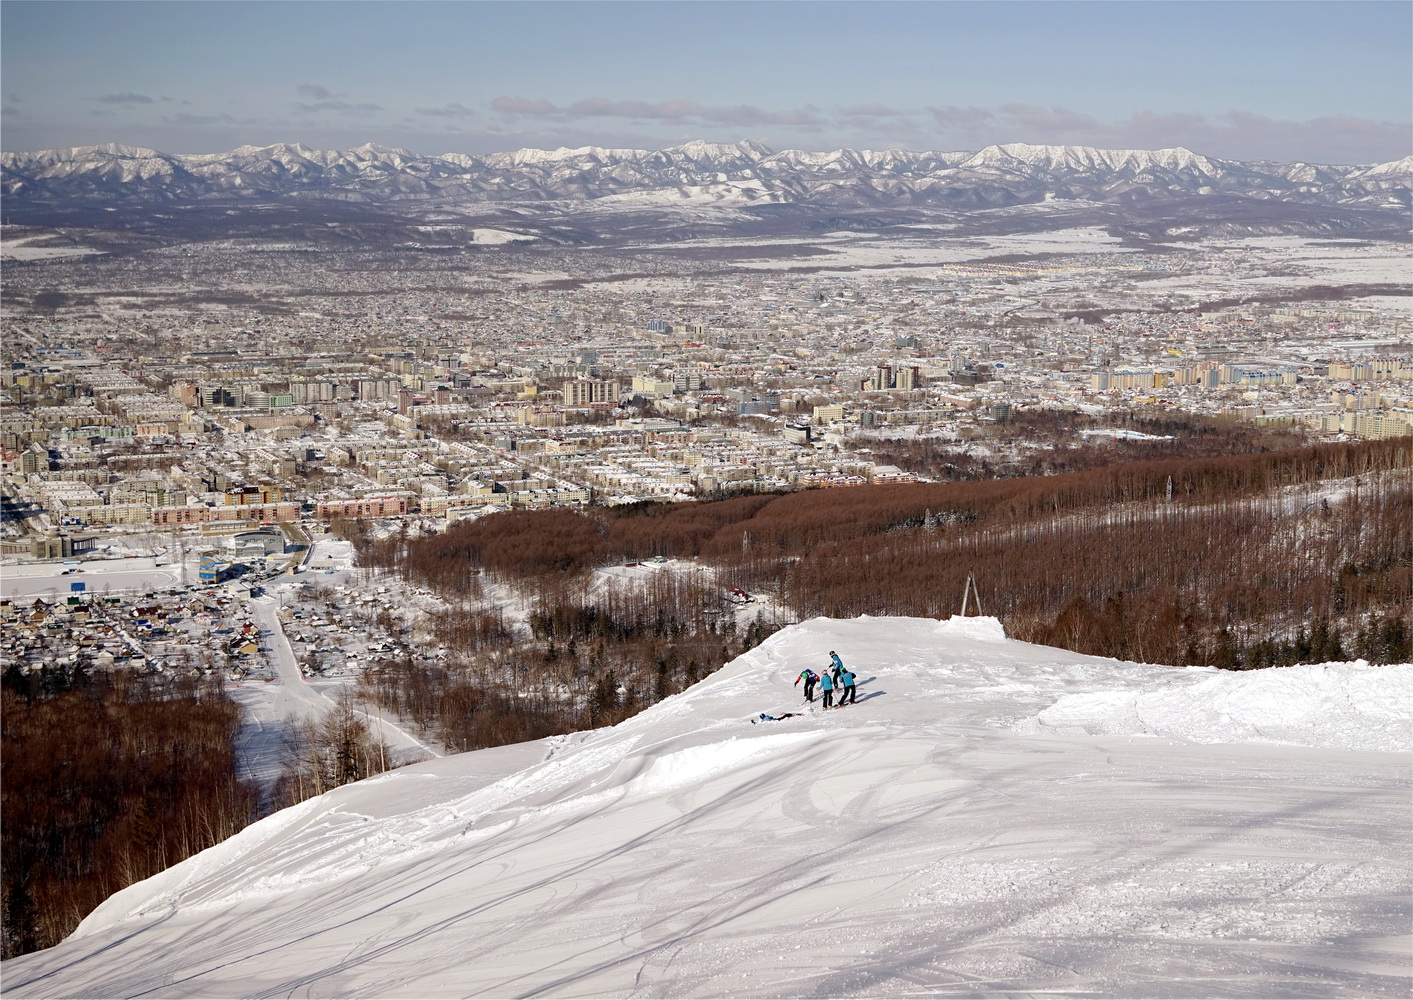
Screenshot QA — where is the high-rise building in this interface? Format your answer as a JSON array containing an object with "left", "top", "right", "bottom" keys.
[
  {"left": 564, "top": 380, "right": 622, "bottom": 406},
  {"left": 290, "top": 380, "right": 335, "bottom": 404}
]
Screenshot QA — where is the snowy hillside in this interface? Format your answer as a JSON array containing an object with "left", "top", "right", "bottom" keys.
[{"left": 4, "top": 616, "right": 1410, "bottom": 998}]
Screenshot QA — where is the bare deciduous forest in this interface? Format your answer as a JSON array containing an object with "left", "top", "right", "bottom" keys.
[
  {"left": 270, "top": 697, "right": 395, "bottom": 810},
  {"left": 351, "top": 436, "right": 1409, "bottom": 756},
  {"left": 1, "top": 670, "right": 257, "bottom": 958},
  {"left": 355, "top": 566, "right": 779, "bottom": 751},
  {"left": 855, "top": 409, "right": 1312, "bottom": 481}
]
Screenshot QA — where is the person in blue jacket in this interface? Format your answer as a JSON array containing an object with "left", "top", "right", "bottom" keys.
[
  {"left": 836, "top": 668, "right": 857, "bottom": 706},
  {"left": 828, "top": 650, "right": 844, "bottom": 685},
  {"left": 753, "top": 711, "right": 802, "bottom": 723},
  {"left": 818, "top": 666, "right": 835, "bottom": 708}
]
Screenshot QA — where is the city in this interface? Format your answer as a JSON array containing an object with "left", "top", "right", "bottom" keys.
[{"left": 2, "top": 227, "right": 1409, "bottom": 685}]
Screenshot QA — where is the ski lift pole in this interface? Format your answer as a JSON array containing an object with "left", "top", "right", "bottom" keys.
[{"left": 960, "top": 571, "right": 982, "bottom": 616}]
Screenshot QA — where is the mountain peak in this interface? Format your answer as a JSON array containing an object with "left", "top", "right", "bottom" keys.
[
  {"left": 63, "top": 142, "right": 165, "bottom": 160},
  {"left": 665, "top": 139, "right": 772, "bottom": 161},
  {"left": 348, "top": 141, "right": 414, "bottom": 158}
]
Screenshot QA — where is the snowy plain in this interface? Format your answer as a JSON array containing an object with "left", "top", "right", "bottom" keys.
[
  {"left": 648, "top": 226, "right": 1139, "bottom": 275},
  {"left": 3, "top": 615, "right": 1409, "bottom": 998},
  {"left": 0, "top": 236, "right": 105, "bottom": 261}
]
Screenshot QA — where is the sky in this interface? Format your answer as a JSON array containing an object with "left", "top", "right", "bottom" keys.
[{"left": 2, "top": 1, "right": 1409, "bottom": 163}]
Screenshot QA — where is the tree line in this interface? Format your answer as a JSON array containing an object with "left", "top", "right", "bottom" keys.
[
  {"left": 270, "top": 696, "right": 395, "bottom": 810},
  {"left": 377, "top": 436, "right": 1408, "bottom": 579}
]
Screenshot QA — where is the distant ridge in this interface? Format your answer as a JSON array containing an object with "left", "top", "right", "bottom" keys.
[{"left": 4, "top": 140, "right": 1410, "bottom": 211}]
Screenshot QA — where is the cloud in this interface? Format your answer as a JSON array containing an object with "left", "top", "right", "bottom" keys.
[
  {"left": 926, "top": 105, "right": 996, "bottom": 130},
  {"left": 995, "top": 103, "right": 1105, "bottom": 137},
  {"left": 293, "top": 100, "right": 384, "bottom": 117},
  {"left": 491, "top": 96, "right": 558, "bottom": 116},
  {"left": 492, "top": 96, "right": 825, "bottom": 129},
  {"left": 1141, "top": 111, "right": 1411, "bottom": 164},
  {"left": 96, "top": 93, "right": 155, "bottom": 106},
  {"left": 698, "top": 104, "right": 824, "bottom": 129},
  {"left": 839, "top": 103, "right": 904, "bottom": 119},
  {"left": 919, "top": 104, "right": 1409, "bottom": 163},
  {"left": 162, "top": 112, "right": 236, "bottom": 126},
  {"left": 566, "top": 97, "right": 704, "bottom": 119},
  {"left": 416, "top": 103, "right": 478, "bottom": 119},
  {"left": 289, "top": 85, "right": 382, "bottom": 118}
]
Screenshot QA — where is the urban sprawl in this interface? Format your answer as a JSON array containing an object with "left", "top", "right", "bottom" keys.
[{"left": 2, "top": 236, "right": 1409, "bottom": 682}]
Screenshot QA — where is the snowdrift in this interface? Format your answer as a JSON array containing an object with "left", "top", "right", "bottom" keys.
[{"left": 5, "top": 616, "right": 1410, "bottom": 998}]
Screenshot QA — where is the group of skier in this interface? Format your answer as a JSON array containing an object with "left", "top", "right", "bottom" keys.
[{"left": 793, "top": 651, "right": 858, "bottom": 709}]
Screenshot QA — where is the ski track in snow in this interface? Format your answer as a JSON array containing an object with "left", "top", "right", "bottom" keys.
[{"left": 4, "top": 616, "right": 1409, "bottom": 999}]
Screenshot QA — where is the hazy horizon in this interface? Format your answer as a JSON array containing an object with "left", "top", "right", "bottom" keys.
[{"left": 3, "top": 1, "right": 1409, "bottom": 164}]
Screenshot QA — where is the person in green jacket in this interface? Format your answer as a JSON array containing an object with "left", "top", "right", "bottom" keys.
[{"left": 794, "top": 668, "right": 818, "bottom": 703}]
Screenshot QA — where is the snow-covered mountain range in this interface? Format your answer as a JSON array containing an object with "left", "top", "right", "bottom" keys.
[
  {"left": 4, "top": 140, "right": 1410, "bottom": 211},
  {"left": 4, "top": 616, "right": 1409, "bottom": 998}
]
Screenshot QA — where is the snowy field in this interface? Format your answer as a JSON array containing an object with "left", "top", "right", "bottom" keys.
[
  {"left": 514, "top": 231, "right": 1410, "bottom": 299},
  {"left": 0, "top": 556, "right": 179, "bottom": 599},
  {"left": 5, "top": 615, "right": 1408, "bottom": 998},
  {"left": 0, "top": 237, "right": 105, "bottom": 261},
  {"left": 662, "top": 226, "right": 1139, "bottom": 274},
  {"left": 471, "top": 227, "right": 537, "bottom": 244},
  {"left": 1136, "top": 237, "right": 1410, "bottom": 298}
]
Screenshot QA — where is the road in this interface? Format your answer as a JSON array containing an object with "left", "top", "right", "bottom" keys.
[{"left": 230, "top": 583, "right": 441, "bottom": 794}]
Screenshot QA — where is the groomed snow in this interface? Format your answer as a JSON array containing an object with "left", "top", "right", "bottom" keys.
[
  {"left": 470, "top": 228, "right": 537, "bottom": 245},
  {"left": 0, "top": 238, "right": 105, "bottom": 260},
  {"left": 4, "top": 616, "right": 1409, "bottom": 998}
]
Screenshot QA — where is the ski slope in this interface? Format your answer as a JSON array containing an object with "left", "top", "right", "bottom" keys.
[{"left": 5, "top": 617, "right": 1410, "bottom": 998}]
